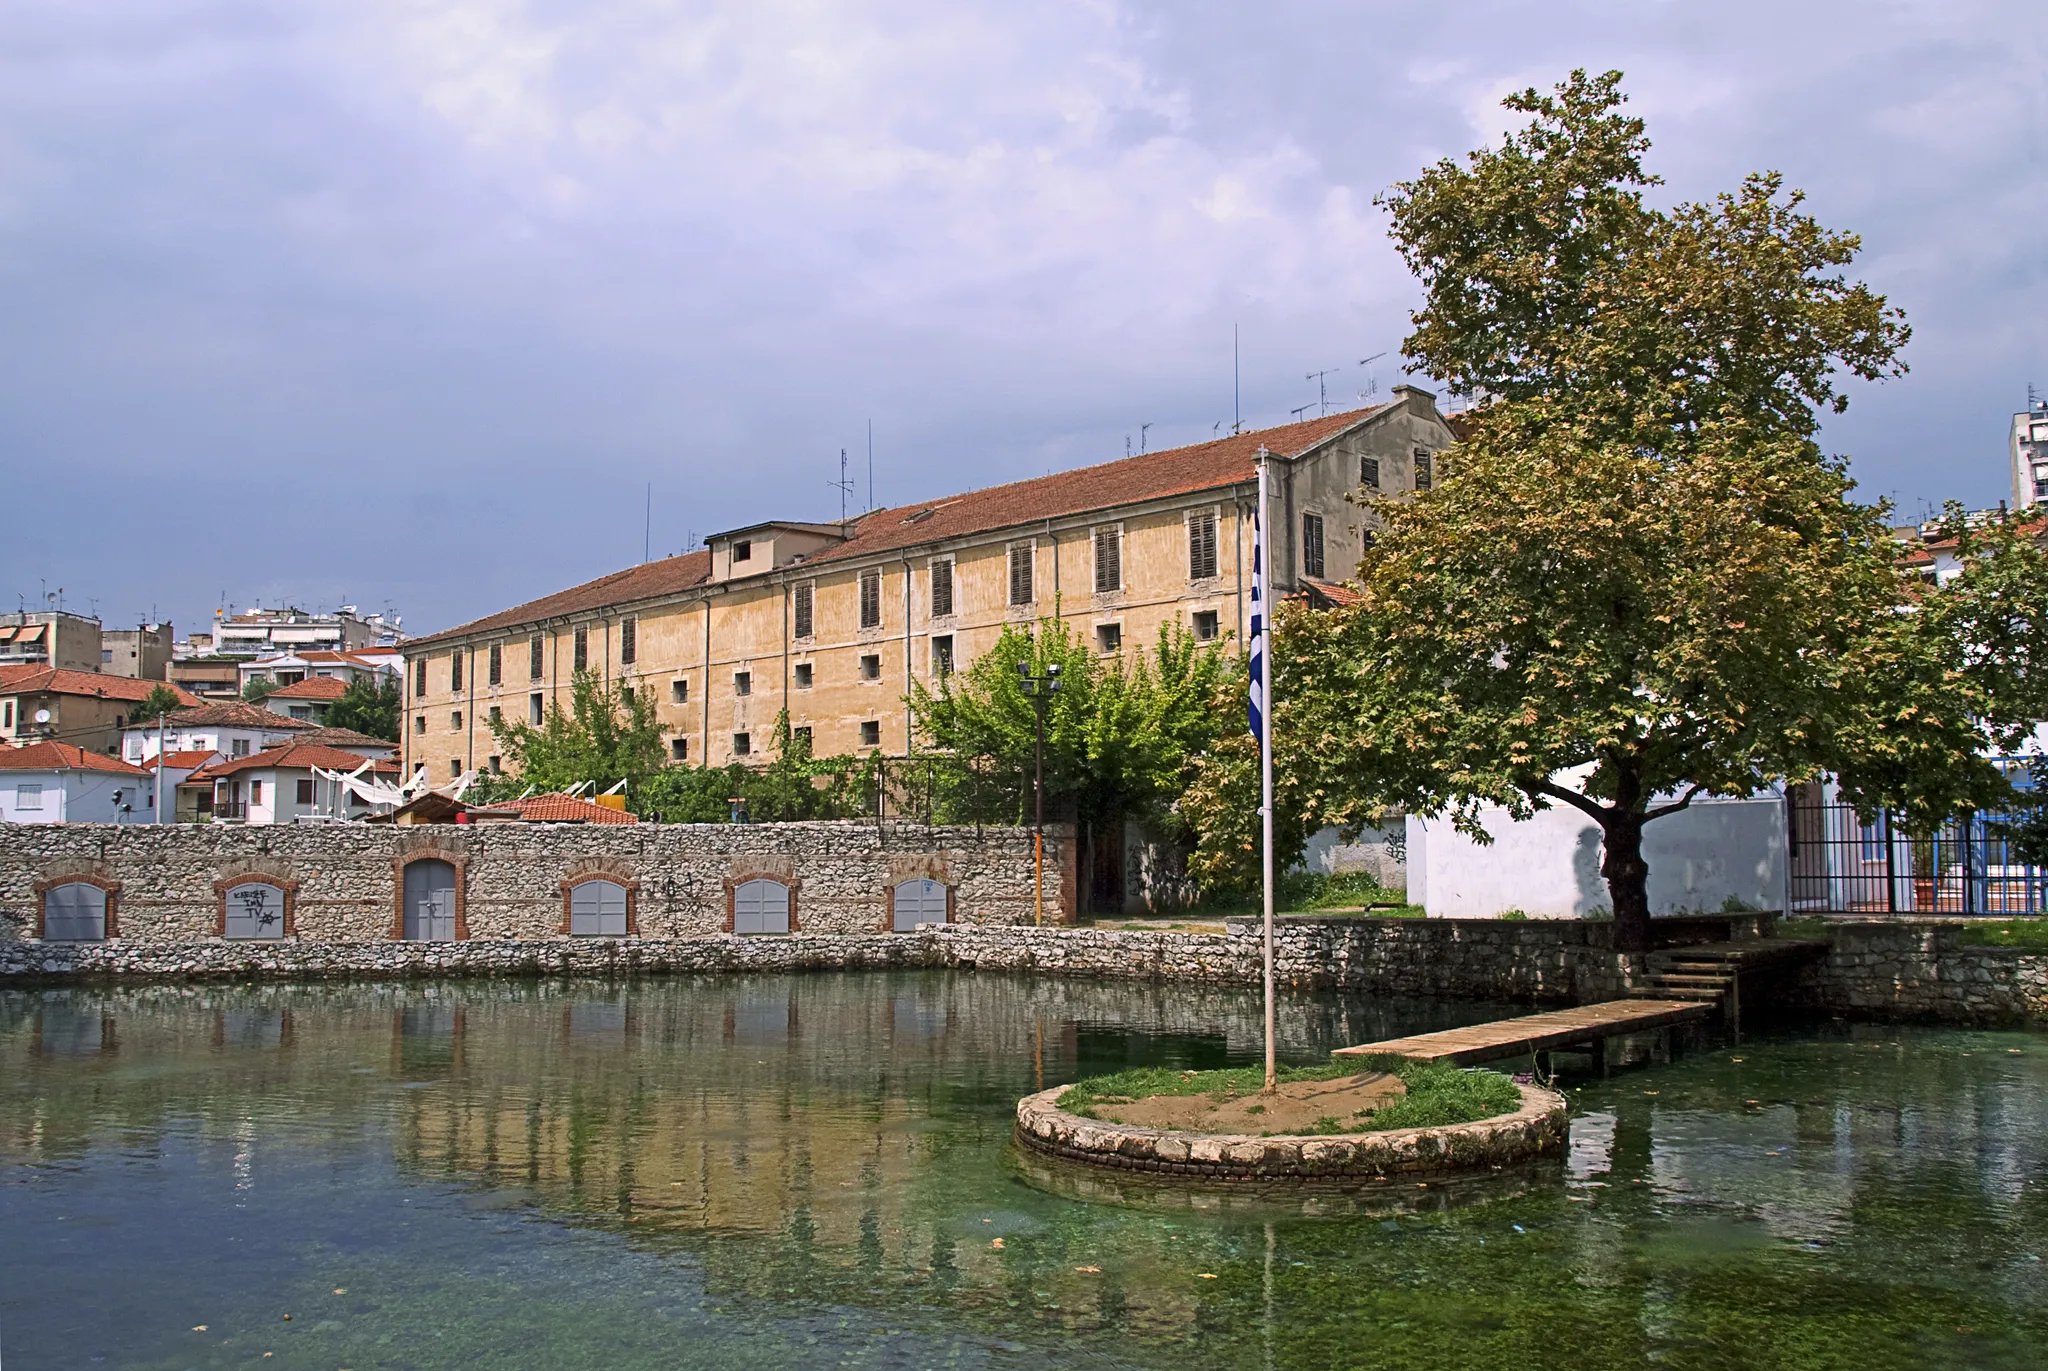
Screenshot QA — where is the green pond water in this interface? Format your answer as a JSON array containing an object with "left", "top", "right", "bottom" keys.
[{"left": 2, "top": 973, "right": 2044, "bottom": 1371}]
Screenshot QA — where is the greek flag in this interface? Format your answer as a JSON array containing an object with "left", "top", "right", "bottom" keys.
[{"left": 1248, "top": 505, "right": 1265, "bottom": 743}]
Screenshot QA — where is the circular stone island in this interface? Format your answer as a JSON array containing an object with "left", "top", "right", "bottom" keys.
[{"left": 1013, "top": 1066, "right": 1567, "bottom": 1211}]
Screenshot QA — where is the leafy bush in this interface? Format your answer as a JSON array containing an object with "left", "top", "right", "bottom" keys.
[{"left": 1057, "top": 1056, "right": 1519, "bottom": 1134}]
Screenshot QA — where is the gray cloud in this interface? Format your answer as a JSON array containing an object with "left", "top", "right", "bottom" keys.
[{"left": 1, "top": 0, "right": 2041, "bottom": 633}]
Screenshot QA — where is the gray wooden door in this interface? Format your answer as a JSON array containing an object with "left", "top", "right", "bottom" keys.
[
  {"left": 224, "top": 882, "right": 287, "bottom": 939},
  {"left": 893, "top": 878, "right": 947, "bottom": 931},
  {"left": 43, "top": 883, "right": 106, "bottom": 941},
  {"left": 733, "top": 878, "right": 790, "bottom": 935},
  {"left": 569, "top": 880, "right": 629, "bottom": 936},
  {"left": 403, "top": 860, "right": 458, "bottom": 941}
]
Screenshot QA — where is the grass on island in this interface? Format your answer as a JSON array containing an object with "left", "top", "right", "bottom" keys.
[{"left": 1057, "top": 1055, "right": 1521, "bottom": 1136}]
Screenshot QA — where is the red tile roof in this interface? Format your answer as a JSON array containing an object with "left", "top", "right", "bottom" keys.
[
  {"left": 405, "top": 407, "right": 1394, "bottom": 650},
  {"left": 0, "top": 742, "right": 153, "bottom": 776},
  {"left": 147, "top": 749, "right": 221, "bottom": 771},
  {"left": 268, "top": 676, "right": 351, "bottom": 701},
  {"left": 297, "top": 726, "right": 398, "bottom": 751},
  {"left": 191, "top": 744, "right": 405, "bottom": 781},
  {"left": 500, "top": 792, "right": 640, "bottom": 824},
  {"left": 153, "top": 701, "right": 315, "bottom": 731},
  {"left": 0, "top": 670, "right": 200, "bottom": 706}
]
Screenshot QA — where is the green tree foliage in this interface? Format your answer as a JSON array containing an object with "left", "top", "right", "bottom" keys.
[
  {"left": 242, "top": 676, "right": 280, "bottom": 704},
  {"left": 908, "top": 617, "right": 1230, "bottom": 834},
  {"left": 134, "top": 683, "right": 184, "bottom": 721},
  {"left": 633, "top": 714, "right": 874, "bottom": 823},
  {"left": 1274, "top": 70, "right": 2048, "bottom": 951},
  {"left": 485, "top": 669, "right": 667, "bottom": 797},
  {"left": 325, "top": 675, "right": 402, "bottom": 741}
]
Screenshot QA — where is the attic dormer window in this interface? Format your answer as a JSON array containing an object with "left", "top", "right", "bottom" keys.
[{"left": 732, "top": 540, "right": 752, "bottom": 563}]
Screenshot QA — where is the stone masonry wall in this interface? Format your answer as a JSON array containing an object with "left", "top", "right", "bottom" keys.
[
  {"left": 1788, "top": 920, "right": 2048, "bottom": 1024},
  {"left": 0, "top": 821, "right": 1070, "bottom": 945}
]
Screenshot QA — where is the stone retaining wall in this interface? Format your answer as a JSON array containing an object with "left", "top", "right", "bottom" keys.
[
  {"left": 0, "top": 821, "right": 1072, "bottom": 945},
  {"left": 1788, "top": 920, "right": 2048, "bottom": 1024}
]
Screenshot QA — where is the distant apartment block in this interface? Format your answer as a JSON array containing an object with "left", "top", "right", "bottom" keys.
[
  {"left": 2013, "top": 398, "right": 2048, "bottom": 510},
  {"left": 177, "top": 605, "right": 407, "bottom": 662},
  {"left": 101, "top": 622, "right": 174, "bottom": 680},
  {"left": 0, "top": 611, "right": 103, "bottom": 673}
]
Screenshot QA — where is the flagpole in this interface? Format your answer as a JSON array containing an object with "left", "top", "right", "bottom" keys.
[{"left": 1257, "top": 449, "right": 1276, "bottom": 1093}]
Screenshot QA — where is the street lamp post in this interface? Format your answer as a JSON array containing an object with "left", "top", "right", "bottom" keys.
[{"left": 1017, "top": 660, "right": 1061, "bottom": 925}]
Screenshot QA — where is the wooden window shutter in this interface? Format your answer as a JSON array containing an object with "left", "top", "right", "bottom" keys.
[
  {"left": 859, "top": 570, "right": 882, "bottom": 629},
  {"left": 930, "top": 560, "right": 954, "bottom": 617},
  {"left": 620, "top": 616, "right": 637, "bottom": 665},
  {"left": 793, "top": 582, "right": 814, "bottom": 638},
  {"left": 1008, "top": 543, "right": 1033, "bottom": 606},
  {"left": 1093, "top": 527, "right": 1121, "bottom": 593},
  {"left": 1188, "top": 512, "right": 1218, "bottom": 581}
]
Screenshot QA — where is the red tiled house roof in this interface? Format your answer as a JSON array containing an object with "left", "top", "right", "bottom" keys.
[
  {"left": 499, "top": 792, "right": 641, "bottom": 824},
  {"left": 407, "top": 550, "right": 714, "bottom": 650},
  {"left": 156, "top": 702, "right": 315, "bottom": 731},
  {"left": 297, "top": 726, "right": 398, "bottom": 751},
  {"left": 0, "top": 741, "right": 154, "bottom": 776},
  {"left": 146, "top": 749, "right": 222, "bottom": 771},
  {"left": 269, "top": 676, "right": 351, "bottom": 701},
  {"left": 0, "top": 670, "right": 200, "bottom": 706},
  {"left": 192, "top": 744, "right": 405, "bottom": 781}
]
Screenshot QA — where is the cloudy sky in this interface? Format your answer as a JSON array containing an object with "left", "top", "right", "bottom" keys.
[{"left": 2, "top": 0, "right": 2042, "bottom": 637}]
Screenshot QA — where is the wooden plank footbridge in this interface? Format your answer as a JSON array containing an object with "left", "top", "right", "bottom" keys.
[{"left": 1334, "top": 938, "right": 1827, "bottom": 1077}]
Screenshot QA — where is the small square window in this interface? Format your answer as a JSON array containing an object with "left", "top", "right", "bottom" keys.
[
  {"left": 488, "top": 755, "right": 501, "bottom": 774},
  {"left": 794, "top": 663, "right": 813, "bottom": 689},
  {"left": 296, "top": 778, "right": 315, "bottom": 805},
  {"left": 414, "top": 715, "right": 427, "bottom": 734},
  {"left": 449, "top": 760, "right": 462, "bottom": 779},
  {"left": 860, "top": 653, "right": 881, "bottom": 681},
  {"left": 488, "top": 705, "right": 502, "bottom": 725},
  {"left": 231, "top": 738, "right": 251, "bottom": 758},
  {"left": 733, "top": 731, "right": 751, "bottom": 757},
  {"left": 1361, "top": 456, "right": 1381, "bottom": 489},
  {"left": 451, "top": 711, "right": 463, "bottom": 730},
  {"left": 734, "top": 670, "right": 752, "bottom": 697},
  {"left": 793, "top": 725, "right": 812, "bottom": 747},
  {"left": 931, "top": 634, "right": 954, "bottom": 676},
  {"left": 732, "top": 539, "right": 752, "bottom": 563},
  {"left": 672, "top": 738, "right": 689, "bottom": 760},
  {"left": 859, "top": 720, "right": 881, "bottom": 747},
  {"left": 671, "top": 679, "right": 688, "bottom": 703},
  {"left": 1192, "top": 610, "right": 1219, "bottom": 641},
  {"left": 529, "top": 693, "right": 543, "bottom": 724},
  {"left": 1097, "top": 623, "right": 1123, "bottom": 654}
]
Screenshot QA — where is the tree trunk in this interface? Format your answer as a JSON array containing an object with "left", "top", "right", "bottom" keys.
[{"left": 1601, "top": 809, "right": 1652, "bottom": 954}]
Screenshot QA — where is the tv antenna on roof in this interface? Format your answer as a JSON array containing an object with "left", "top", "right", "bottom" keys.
[
  {"left": 1140, "top": 423, "right": 1152, "bottom": 454},
  {"left": 830, "top": 448, "right": 856, "bottom": 524},
  {"left": 1358, "top": 352, "right": 1387, "bottom": 402},
  {"left": 1290, "top": 402, "right": 1316, "bottom": 421},
  {"left": 1306, "top": 368, "right": 1339, "bottom": 416}
]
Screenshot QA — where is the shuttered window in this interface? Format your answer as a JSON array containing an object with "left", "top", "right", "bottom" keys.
[
  {"left": 620, "top": 616, "right": 637, "bottom": 665},
  {"left": 1414, "top": 450, "right": 1433, "bottom": 491},
  {"left": 224, "top": 882, "right": 286, "bottom": 940},
  {"left": 43, "top": 883, "right": 106, "bottom": 941},
  {"left": 1008, "top": 543, "right": 1034, "bottom": 606},
  {"left": 1092, "top": 526, "right": 1122, "bottom": 593},
  {"left": 529, "top": 635, "right": 543, "bottom": 679},
  {"left": 930, "top": 559, "right": 954, "bottom": 617},
  {"left": 488, "top": 643, "right": 502, "bottom": 685},
  {"left": 569, "top": 879, "right": 630, "bottom": 936},
  {"left": 1361, "top": 456, "right": 1381, "bottom": 489},
  {"left": 1188, "top": 511, "right": 1218, "bottom": 581},
  {"left": 859, "top": 570, "right": 882, "bottom": 629},
  {"left": 450, "top": 653, "right": 462, "bottom": 691},
  {"left": 1302, "top": 513, "right": 1325, "bottom": 579},
  {"left": 734, "top": 879, "right": 791, "bottom": 935},
  {"left": 793, "top": 581, "right": 815, "bottom": 638},
  {"left": 416, "top": 658, "right": 427, "bottom": 696},
  {"left": 892, "top": 878, "right": 948, "bottom": 931},
  {"left": 573, "top": 625, "right": 589, "bottom": 670}
]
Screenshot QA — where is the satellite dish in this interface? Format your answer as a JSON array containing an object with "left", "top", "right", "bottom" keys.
[{"left": 34, "top": 709, "right": 50, "bottom": 724}]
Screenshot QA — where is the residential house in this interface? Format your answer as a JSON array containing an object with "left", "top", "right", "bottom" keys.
[
  {"left": 190, "top": 743, "right": 405, "bottom": 824},
  {"left": 0, "top": 611, "right": 103, "bottom": 672},
  {"left": 203, "top": 605, "right": 407, "bottom": 660},
  {"left": 265, "top": 675, "right": 351, "bottom": 722},
  {"left": 166, "top": 656, "right": 243, "bottom": 702},
  {"left": 296, "top": 725, "right": 400, "bottom": 760},
  {"left": 2013, "top": 397, "right": 2048, "bottom": 510},
  {"left": 402, "top": 396, "right": 1453, "bottom": 786},
  {"left": 0, "top": 742, "right": 156, "bottom": 823},
  {"left": 0, "top": 669, "right": 199, "bottom": 755},
  {"left": 239, "top": 648, "right": 396, "bottom": 696},
  {"left": 146, "top": 749, "right": 223, "bottom": 823},
  {"left": 120, "top": 701, "right": 312, "bottom": 767}
]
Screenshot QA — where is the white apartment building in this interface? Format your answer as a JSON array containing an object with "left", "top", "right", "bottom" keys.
[{"left": 2013, "top": 398, "right": 2048, "bottom": 510}]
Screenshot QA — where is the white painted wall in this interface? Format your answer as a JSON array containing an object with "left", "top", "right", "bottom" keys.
[
  {"left": 124, "top": 721, "right": 297, "bottom": 764},
  {"left": 0, "top": 769, "right": 154, "bottom": 824},
  {"left": 1406, "top": 792, "right": 1788, "bottom": 919}
]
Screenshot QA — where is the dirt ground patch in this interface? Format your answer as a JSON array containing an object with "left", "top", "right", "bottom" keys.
[{"left": 1089, "top": 1071, "right": 1406, "bottom": 1135}]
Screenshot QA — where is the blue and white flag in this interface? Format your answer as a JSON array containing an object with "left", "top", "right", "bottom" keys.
[{"left": 1248, "top": 505, "right": 1265, "bottom": 744}]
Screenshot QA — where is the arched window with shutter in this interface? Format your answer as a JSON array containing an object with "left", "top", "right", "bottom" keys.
[
  {"left": 732, "top": 878, "right": 792, "bottom": 935},
  {"left": 41, "top": 882, "right": 108, "bottom": 941},
  {"left": 568, "top": 879, "right": 631, "bottom": 936},
  {"left": 891, "top": 878, "right": 950, "bottom": 931}
]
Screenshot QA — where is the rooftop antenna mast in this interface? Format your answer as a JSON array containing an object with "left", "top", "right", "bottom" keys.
[
  {"left": 1140, "top": 422, "right": 1152, "bottom": 454},
  {"left": 1358, "top": 352, "right": 1387, "bottom": 402},
  {"left": 643, "top": 482, "right": 652, "bottom": 563},
  {"left": 867, "top": 419, "right": 874, "bottom": 513},
  {"left": 1233, "top": 324, "right": 1241, "bottom": 434},
  {"left": 830, "top": 448, "right": 856, "bottom": 524},
  {"left": 1306, "top": 368, "right": 1339, "bottom": 416}
]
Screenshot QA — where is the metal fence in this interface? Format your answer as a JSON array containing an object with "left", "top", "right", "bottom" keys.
[{"left": 1788, "top": 785, "right": 2047, "bottom": 915}]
